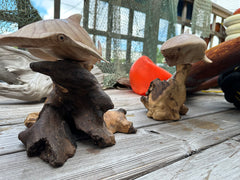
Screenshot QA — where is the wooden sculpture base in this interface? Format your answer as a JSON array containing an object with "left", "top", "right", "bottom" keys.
[
  {"left": 141, "top": 64, "right": 191, "bottom": 121},
  {"left": 18, "top": 60, "right": 115, "bottom": 167}
]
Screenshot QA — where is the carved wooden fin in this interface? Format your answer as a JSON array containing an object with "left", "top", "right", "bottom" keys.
[{"left": 67, "top": 14, "right": 82, "bottom": 24}]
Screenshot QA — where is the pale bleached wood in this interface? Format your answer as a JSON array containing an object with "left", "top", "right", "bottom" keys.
[
  {"left": 137, "top": 138, "right": 240, "bottom": 180},
  {"left": 0, "top": 15, "right": 105, "bottom": 65},
  {"left": 0, "top": 89, "right": 232, "bottom": 127},
  {"left": 143, "top": 110, "right": 240, "bottom": 152},
  {"left": 0, "top": 109, "right": 239, "bottom": 179},
  {"left": 0, "top": 129, "right": 188, "bottom": 180},
  {"left": 2, "top": 109, "right": 239, "bottom": 156},
  {"left": 0, "top": 124, "right": 26, "bottom": 155},
  {"left": 0, "top": 46, "right": 104, "bottom": 102},
  {"left": 0, "top": 109, "right": 240, "bottom": 179},
  {"left": 0, "top": 46, "right": 52, "bottom": 101},
  {"left": 0, "top": 89, "right": 233, "bottom": 126},
  {"left": 0, "top": 99, "right": 43, "bottom": 126},
  {"left": 0, "top": 90, "right": 239, "bottom": 179},
  {"left": 105, "top": 89, "right": 145, "bottom": 111}
]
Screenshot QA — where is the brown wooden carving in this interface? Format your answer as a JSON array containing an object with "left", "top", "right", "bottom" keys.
[
  {"left": 141, "top": 33, "right": 212, "bottom": 121},
  {"left": 25, "top": 108, "right": 137, "bottom": 135},
  {"left": 104, "top": 108, "right": 137, "bottom": 134},
  {"left": 141, "top": 64, "right": 191, "bottom": 120},
  {"left": 18, "top": 60, "right": 116, "bottom": 167},
  {"left": 186, "top": 36, "right": 240, "bottom": 92}
]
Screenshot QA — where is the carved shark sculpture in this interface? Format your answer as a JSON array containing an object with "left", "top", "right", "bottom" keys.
[{"left": 0, "top": 14, "right": 105, "bottom": 66}]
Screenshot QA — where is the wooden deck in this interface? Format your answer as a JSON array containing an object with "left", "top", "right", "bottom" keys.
[{"left": 0, "top": 89, "right": 240, "bottom": 180}]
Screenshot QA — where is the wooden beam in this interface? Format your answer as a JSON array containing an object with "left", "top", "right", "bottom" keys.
[
  {"left": 143, "top": 0, "right": 160, "bottom": 62},
  {"left": 126, "top": 9, "right": 134, "bottom": 64},
  {"left": 54, "top": 0, "right": 61, "bottom": 19},
  {"left": 212, "top": 2, "right": 232, "bottom": 19},
  {"left": 106, "top": 2, "right": 113, "bottom": 61},
  {"left": 83, "top": 0, "right": 90, "bottom": 29}
]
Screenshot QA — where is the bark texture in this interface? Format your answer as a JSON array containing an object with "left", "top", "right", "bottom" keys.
[
  {"left": 18, "top": 60, "right": 115, "bottom": 167},
  {"left": 141, "top": 64, "right": 191, "bottom": 120}
]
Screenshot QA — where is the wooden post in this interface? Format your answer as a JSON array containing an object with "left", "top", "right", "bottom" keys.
[
  {"left": 181, "top": 1, "right": 188, "bottom": 33},
  {"left": 54, "top": 0, "right": 61, "bottom": 19},
  {"left": 92, "top": 0, "right": 98, "bottom": 43},
  {"left": 143, "top": 0, "right": 160, "bottom": 63},
  {"left": 126, "top": 9, "right": 134, "bottom": 64},
  {"left": 106, "top": 2, "right": 113, "bottom": 61},
  {"left": 83, "top": 0, "right": 90, "bottom": 29}
]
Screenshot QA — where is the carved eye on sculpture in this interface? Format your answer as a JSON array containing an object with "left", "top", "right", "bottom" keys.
[{"left": 57, "top": 34, "right": 66, "bottom": 42}]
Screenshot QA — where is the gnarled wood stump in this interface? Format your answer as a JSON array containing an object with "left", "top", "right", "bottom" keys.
[
  {"left": 18, "top": 60, "right": 115, "bottom": 167},
  {"left": 141, "top": 64, "right": 191, "bottom": 121}
]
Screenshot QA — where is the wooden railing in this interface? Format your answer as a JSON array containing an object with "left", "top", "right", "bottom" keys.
[{"left": 178, "top": 0, "right": 232, "bottom": 48}]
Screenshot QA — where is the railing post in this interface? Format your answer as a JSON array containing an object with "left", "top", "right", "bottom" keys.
[
  {"left": 54, "top": 0, "right": 61, "bottom": 19},
  {"left": 143, "top": 0, "right": 160, "bottom": 63},
  {"left": 126, "top": 9, "right": 134, "bottom": 64},
  {"left": 106, "top": 1, "right": 113, "bottom": 61}
]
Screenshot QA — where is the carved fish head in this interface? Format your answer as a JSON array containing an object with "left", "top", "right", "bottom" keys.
[
  {"left": 0, "top": 14, "right": 105, "bottom": 65},
  {"left": 161, "top": 33, "right": 212, "bottom": 66}
]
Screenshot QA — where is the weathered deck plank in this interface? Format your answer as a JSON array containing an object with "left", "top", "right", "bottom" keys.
[
  {"left": 0, "top": 89, "right": 239, "bottom": 180},
  {"left": 137, "top": 136, "right": 240, "bottom": 180},
  {"left": 0, "top": 110, "right": 239, "bottom": 179},
  {"left": 143, "top": 110, "right": 240, "bottom": 152},
  {"left": 1, "top": 109, "right": 239, "bottom": 157},
  {"left": 0, "top": 90, "right": 233, "bottom": 126},
  {"left": 0, "top": 129, "right": 188, "bottom": 180}
]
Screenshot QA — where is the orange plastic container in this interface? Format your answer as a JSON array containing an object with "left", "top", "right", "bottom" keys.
[{"left": 129, "top": 56, "right": 172, "bottom": 95}]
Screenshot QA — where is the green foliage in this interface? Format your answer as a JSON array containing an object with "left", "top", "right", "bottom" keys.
[{"left": 156, "top": 47, "right": 165, "bottom": 64}]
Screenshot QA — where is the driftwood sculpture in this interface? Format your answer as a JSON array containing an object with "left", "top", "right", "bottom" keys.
[
  {"left": 141, "top": 33, "right": 212, "bottom": 120},
  {"left": 18, "top": 60, "right": 116, "bottom": 167},
  {"left": 0, "top": 46, "right": 52, "bottom": 101},
  {"left": 0, "top": 46, "right": 104, "bottom": 101},
  {"left": 0, "top": 14, "right": 136, "bottom": 167}
]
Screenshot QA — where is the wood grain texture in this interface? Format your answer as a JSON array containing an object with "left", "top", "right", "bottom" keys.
[
  {"left": 186, "top": 36, "right": 240, "bottom": 92},
  {"left": 0, "top": 14, "right": 104, "bottom": 65},
  {"left": 137, "top": 138, "right": 240, "bottom": 180},
  {"left": 0, "top": 129, "right": 188, "bottom": 180},
  {"left": 0, "top": 90, "right": 239, "bottom": 179}
]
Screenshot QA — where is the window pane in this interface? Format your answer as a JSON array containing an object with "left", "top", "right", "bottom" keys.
[
  {"left": 112, "top": 6, "right": 129, "bottom": 35},
  {"left": 158, "top": 19, "right": 169, "bottom": 42},
  {"left": 132, "top": 11, "right": 145, "bottom": 37},
  {"left": 131, "top": 41, "right": 143, "bottom": 62}
]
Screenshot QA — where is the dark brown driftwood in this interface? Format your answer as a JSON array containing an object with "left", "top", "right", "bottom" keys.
[
  {"left": 18, "top": 60, "right": 115, "bottom": 167},
  {"left": 25, "top": 108, "right": 137, "bottom": 135}
]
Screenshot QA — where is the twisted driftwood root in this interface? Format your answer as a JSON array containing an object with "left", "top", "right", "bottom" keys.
[
  {"left": 19, "top": 60, "right": 115, "bottom": 167},
  {"left": 141, "top": 64, "right": 191, "bottom": 121},
  {"left": 19, "top": 104, "right": 77, "bottom": 167},
  {"left": 25, "top": 108, "right": 137, "bottom": 135}
]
